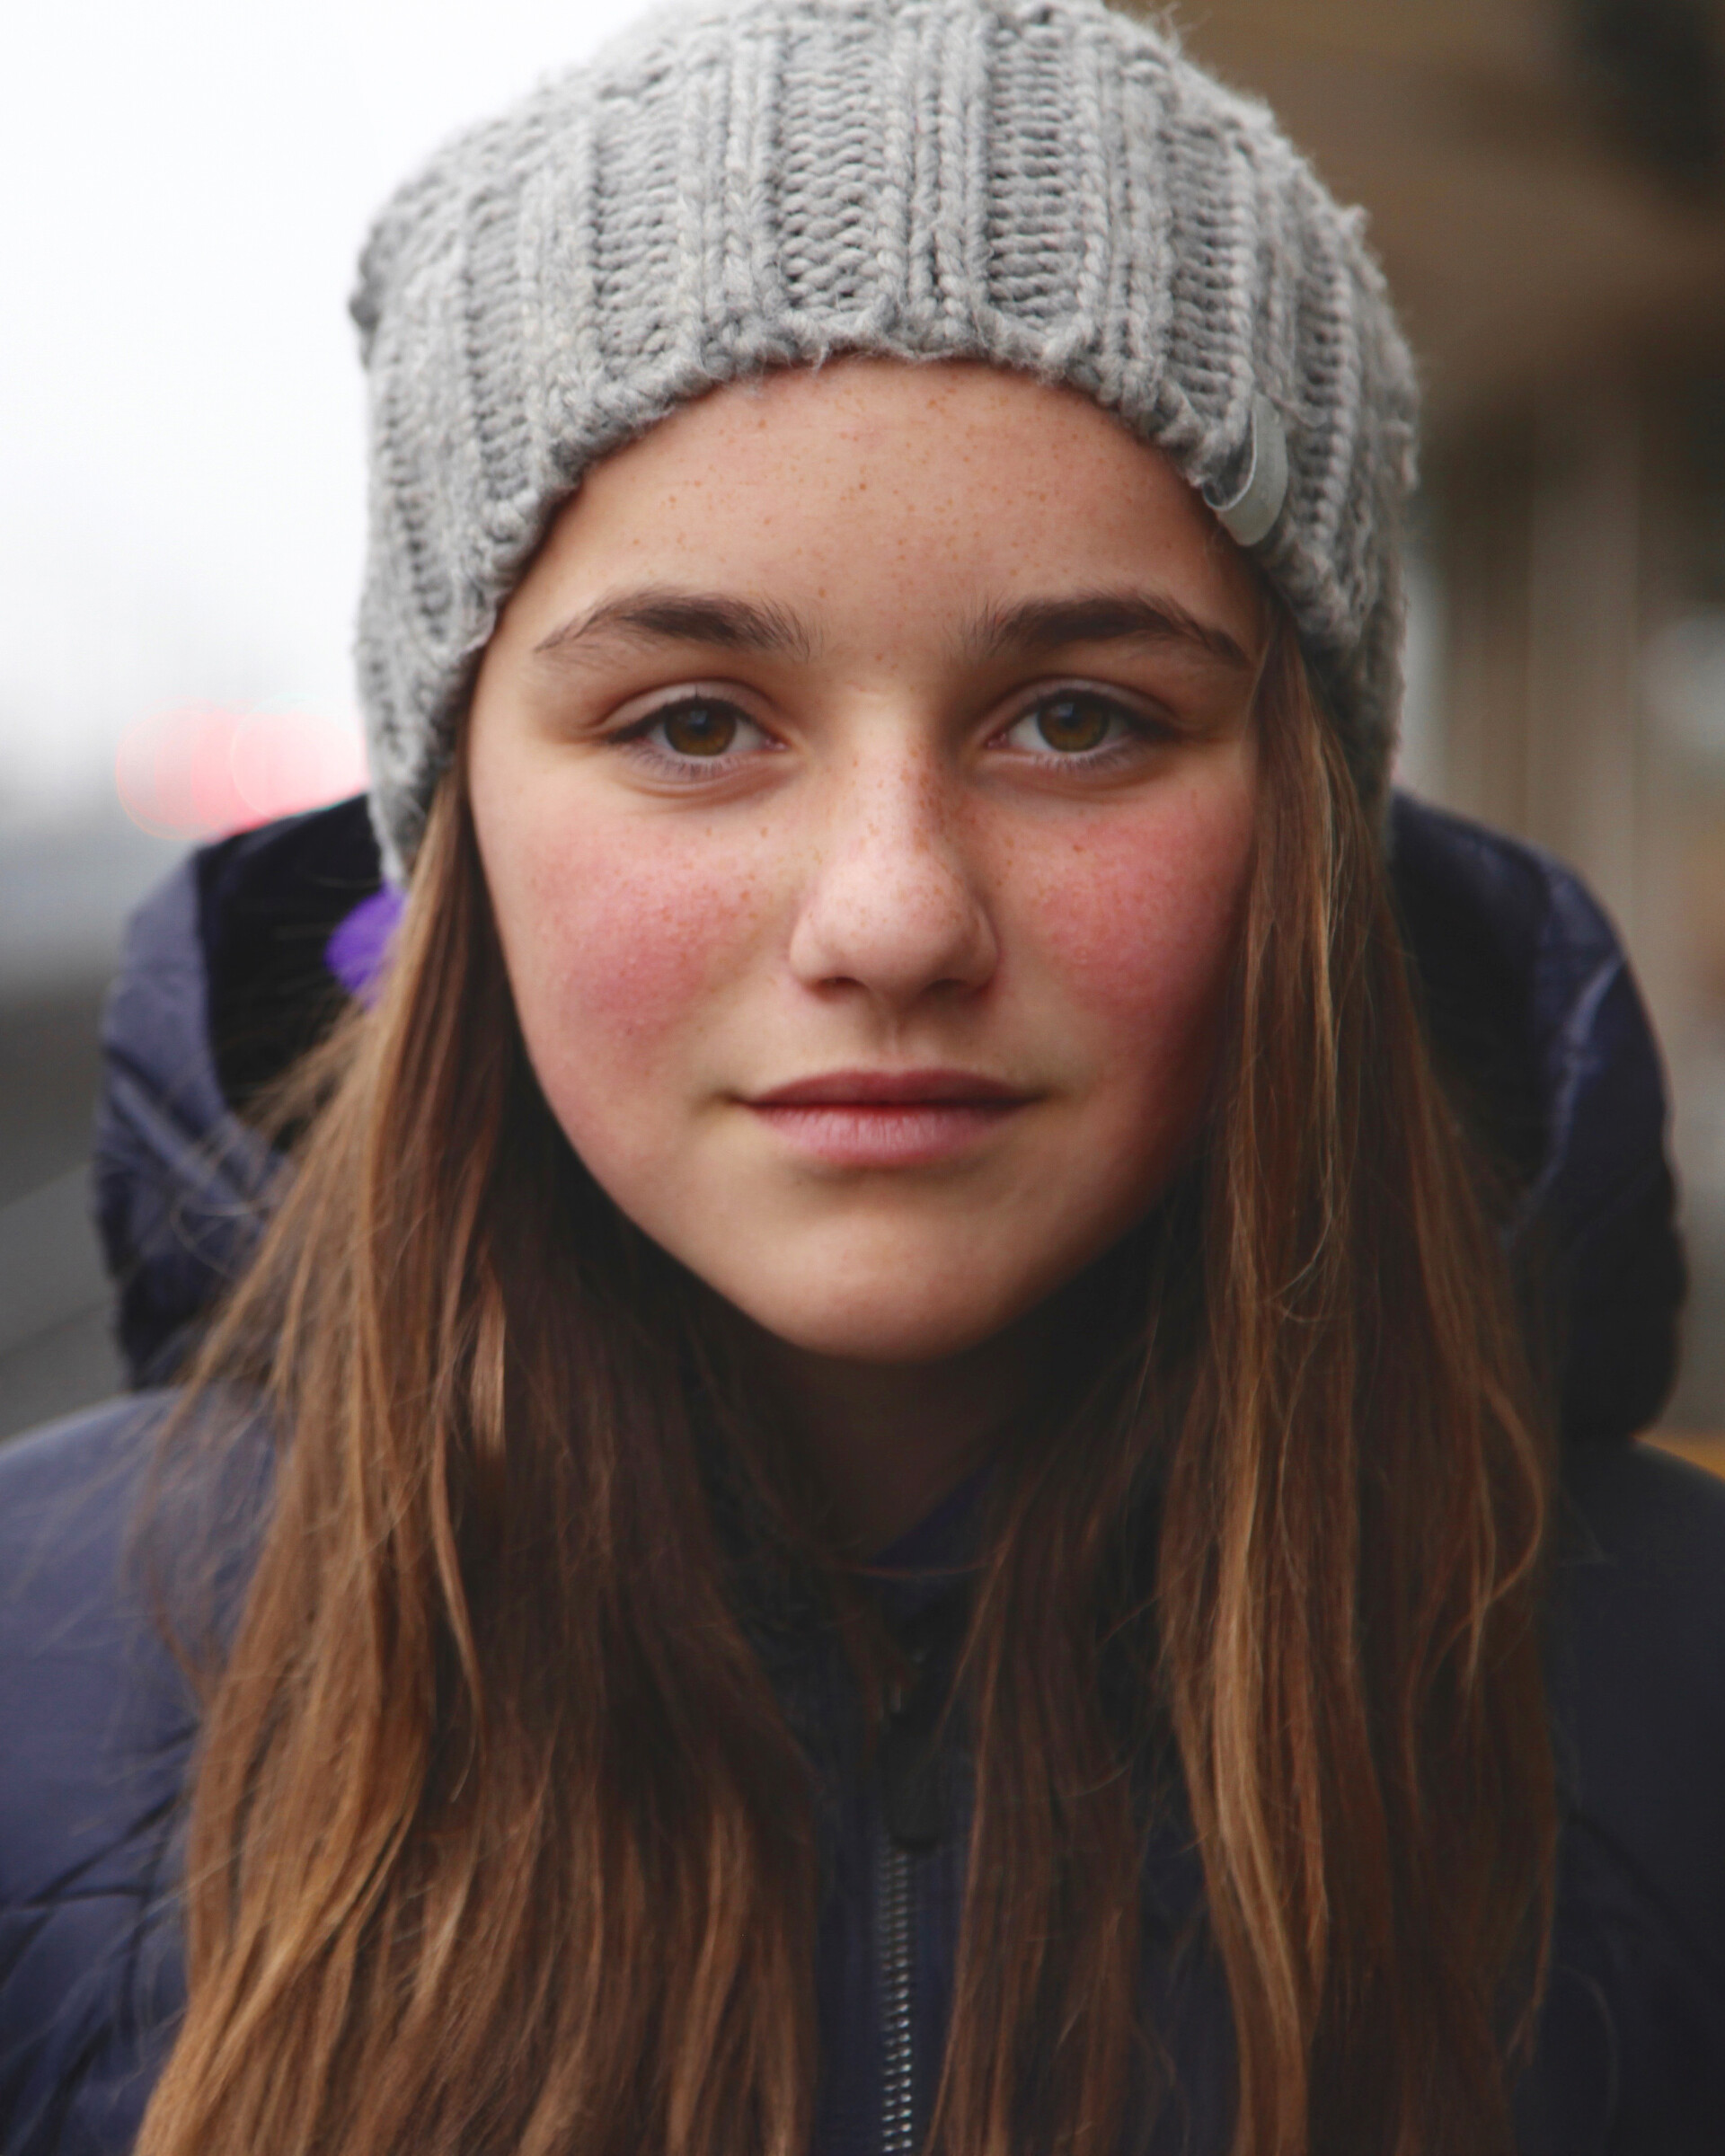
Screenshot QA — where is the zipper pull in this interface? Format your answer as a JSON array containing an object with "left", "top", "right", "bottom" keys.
[{"left": 880, "top": 1648, "right": 948, "bottom": 1851}]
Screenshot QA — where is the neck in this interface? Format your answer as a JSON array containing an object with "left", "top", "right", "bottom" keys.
[{"left": 754, "top": 1318, "right": 1051, "bottom": 1553}]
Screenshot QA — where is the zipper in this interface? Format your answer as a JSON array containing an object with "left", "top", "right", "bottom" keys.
[
  {"left": 878, "top": 1830, "right": 916, "bottom": 2156},
  {"left": 878, "top": 1645, "right": 945, "bottom": 2156},
  {"left": 876, "top": 1595, "right": 960, "bottom": 2156}
]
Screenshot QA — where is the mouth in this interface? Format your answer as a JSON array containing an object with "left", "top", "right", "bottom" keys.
[{"left": 744, "top": 1068, "right": 1032, "bottom": 1168}]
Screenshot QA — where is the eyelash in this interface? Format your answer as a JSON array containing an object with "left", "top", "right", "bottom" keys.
[
  {"left": 997, "top": 690, "right": 1174, "bottom": 765},
  {"left": 608, "top": 686, "right": 1172, "bottom": 779},
  {"left": 609, "top": 698, "right": 778, "bottom": 782}
]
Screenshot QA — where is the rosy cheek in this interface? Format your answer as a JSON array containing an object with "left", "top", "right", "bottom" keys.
[
  {"left": 1018, "top": 784, "right": 1252, "bottom": 1038},
  {"left": 501, "top": 815, "right": 772, "bottom": 1065}
]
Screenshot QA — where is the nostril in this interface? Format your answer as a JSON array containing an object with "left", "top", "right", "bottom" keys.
[{"left": 787, "top": 840, "right": 997, "bottom": 1003}]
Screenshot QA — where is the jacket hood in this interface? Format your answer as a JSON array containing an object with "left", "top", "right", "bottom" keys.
[{"left": 93, "top": 791, "right": 1685, "bottom": 1439}]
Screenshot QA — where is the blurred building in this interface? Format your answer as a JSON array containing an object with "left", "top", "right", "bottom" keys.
[
  {"left": 1177, "top": 0, "right": 1725, "bottom": 1428},
  {"left": 0, "top": 818, "right": 179, "bottom": 1437}
]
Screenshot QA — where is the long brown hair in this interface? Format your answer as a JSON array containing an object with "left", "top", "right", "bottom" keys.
[{"left": 137, "top": 616, "right": 1555, "bottom": 2156}]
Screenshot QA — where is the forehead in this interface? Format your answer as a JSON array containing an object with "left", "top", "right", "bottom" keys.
[{"left": 506, "top": 358, "right": 1263, "bottom": 657}]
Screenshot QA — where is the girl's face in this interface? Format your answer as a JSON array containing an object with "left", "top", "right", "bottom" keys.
[{"left": 469, "top": 359, "right": 1262, "bottom": 1365}]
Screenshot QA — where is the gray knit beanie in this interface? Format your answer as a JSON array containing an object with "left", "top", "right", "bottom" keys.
[{"left": 352, "top": 0, "right": 1418, "bottom": 882}]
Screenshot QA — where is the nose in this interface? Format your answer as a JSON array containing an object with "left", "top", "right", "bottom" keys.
[{"left": 787, "top": 750, "right": 997, "bottom": 1008}]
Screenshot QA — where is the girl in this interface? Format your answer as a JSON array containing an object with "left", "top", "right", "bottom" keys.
[{"left": 2, "top": 1, "right": 1721, "bottom": 2151}]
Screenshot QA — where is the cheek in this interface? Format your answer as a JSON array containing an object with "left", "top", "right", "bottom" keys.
[
  {"left": 1017, "top": 781, "right": 1252, "bottom": 1072},
  {"left": 487, "top": 809, "right": 773, "bottom": 1075}
]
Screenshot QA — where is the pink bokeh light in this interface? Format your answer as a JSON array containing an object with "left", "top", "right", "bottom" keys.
[{"left": 116, "top": 705, "right": 368, "bottom": 839}]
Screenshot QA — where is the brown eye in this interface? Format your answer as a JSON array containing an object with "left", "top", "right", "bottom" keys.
[
  {"left": 659, "top": 702, "right": 740, "bottom": 757},
  {"left": 1033, "top": 694, "right": 1115, "bottom": 754}
]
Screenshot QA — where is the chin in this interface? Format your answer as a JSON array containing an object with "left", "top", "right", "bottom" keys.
[{"left": 733, "top": 1281, "right": 1037, "bottom": 1367}]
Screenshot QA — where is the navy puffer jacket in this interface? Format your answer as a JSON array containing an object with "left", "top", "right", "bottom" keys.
[{"left": 2, "top": 794, "right": 1722, "bottom": 2153}]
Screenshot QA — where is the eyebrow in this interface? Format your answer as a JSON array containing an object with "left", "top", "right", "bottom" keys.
[
  {"left": 963, "top": 591, "right": 1254, "bottom": 672},
  {"left": 533, "top": 588, "right": 816, "bottom": 664},
  {"left": 530, "top": 583, "right": 1252, "bottom": 675}
]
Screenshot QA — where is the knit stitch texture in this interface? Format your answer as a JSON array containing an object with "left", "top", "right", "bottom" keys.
[{"left": 352, "top": 0, "right": 1419, "bottom": 879}]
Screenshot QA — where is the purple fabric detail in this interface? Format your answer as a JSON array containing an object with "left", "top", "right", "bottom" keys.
[{"left": 324, "top": 887, "right": 403, "bottom": 1006}]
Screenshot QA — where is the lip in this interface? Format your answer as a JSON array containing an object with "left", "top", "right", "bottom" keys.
[
  {"left": 749, "top": 1067, "right": 1030, "bottom": 1107},
  {"left": 745, "top": 1067, "right": 1032, "bottom": 1167}
]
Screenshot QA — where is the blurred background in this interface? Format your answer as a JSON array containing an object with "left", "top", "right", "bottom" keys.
[{"left": 4, "top": 0, "right": 1725, "bottom": 1441}]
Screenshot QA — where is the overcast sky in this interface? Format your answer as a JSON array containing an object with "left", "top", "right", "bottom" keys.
[{"left": 0, "top": 0, "right": 648, "bottom": 831}]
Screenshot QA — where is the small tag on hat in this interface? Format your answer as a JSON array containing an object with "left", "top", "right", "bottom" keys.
[{"left": 1207, "top": 393, "right": 1288, "bottom": 548}]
